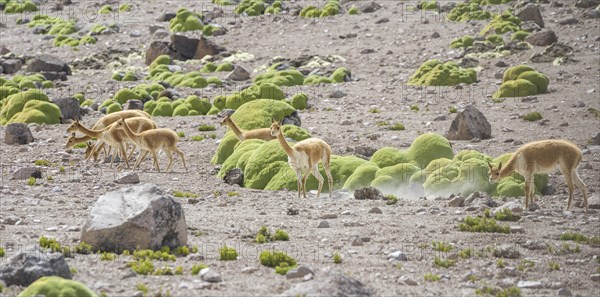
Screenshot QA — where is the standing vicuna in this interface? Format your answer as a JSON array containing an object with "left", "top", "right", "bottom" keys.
[
  {"left": 270, "top": 120, "right": 333, "bottom": 198},
  {"left": 221, "top": 115, "right": 275, "bottom": 141},
  {"left": 488, "top": 139, "right": 589, "bottom": 212},
  {"left": 113, "top": 118, "right": 188, "bottom": 173}
]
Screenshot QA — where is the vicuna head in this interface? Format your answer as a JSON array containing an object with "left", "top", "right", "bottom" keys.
[
  {"left": 84, "top": 141, "right": 96, "bottom": 160},
  {"left": 270, "top": 119, "right": 282, "bottom": 137},
  {"left": 220, "top": 115, "right": 232, "bottom": 126},
  {"left": 66, "top": 119, "right": 82, "bottom": 133},
  {"left": 113, "top": 118, "right": 127, "bottom": 130},
  {"left": 65, "top": 132, "right": 78, "bottom": 148},
  {"left": 488, "top": 162, "right": 503, "bottom": 183}
]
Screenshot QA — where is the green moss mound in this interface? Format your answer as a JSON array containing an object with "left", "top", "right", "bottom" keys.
[
  {"left": 447, "top": 3, "right": 491, "bottom": 22},
  {"left": 407, "top": 133, "right": 454, "bottom": 168},
  {"left": 511, "top": 30, "right": 530, "bottom": 41},
  {"left": 300, "top": 0, "right": 340, "bottom": 18},
  {"left": 4, "top": 0, "right": 38, "bottom": 13},
  {"left": 408, "top": 59, "right": 477, "bottom": 86},
  {"left": 0, "top": 90, "right": 62, "bottom": 125},
  {"left": 254, "top": 69, "right": 305, "bottom": 86},
  {"left": 493, "top": 65, "right": 549, "bottom": 98},
  {"left": 492, "top": 153, "right": 548, "bottom": 197},
  {"left": 420, "top": 1, "right": 437, "bottom": 10},
  {"left": 17, "top": 276, "right": 97, "bottom": 297},
  {"left": 348, "top": 6, "right": 359, "bottom": 15},
  {"left": 330, "top": 67, "right": 351, "bottom": 83},
  {"left": 450, "top": 35, "right": 475, "bottom": 48},
  {"left": 343, "top": 163, "right": 380, "bottom": 191},
  {"left": 371, "top": 163, "right": 421, "bottom": 193},
  {"left": 291, "top": 93, "right": 308, "bottom": 110},
  {"left": 370, "top": 147, "right": 410, "bottom": 168},
  {"left": 169, "top": 8, "right": 204, "bottom": 32},
  {"left": 480, "top": 12, "right": 521, "bottom": 35}
]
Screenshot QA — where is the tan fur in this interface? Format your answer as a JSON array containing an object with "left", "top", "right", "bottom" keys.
[
  {"left": 65, "top": 110, "right": 150, "bottom": 157},
  {"left": 270, "top": 121, "right": 333, "bottom": 198},
  {"left": 114, "top": 118, "right": 187, "bottom": 173},
  {"left": 87, "top": 117, "right": 157, "bottom": 163},
  {"left": 66, "top": 120, "right": 131, "bottom": 168},
  {"left": 488, "top": 139, "right": 588, "bottom": 212},
  {"left": 221, "top": 115, "right": 275, "bottom": 141}
]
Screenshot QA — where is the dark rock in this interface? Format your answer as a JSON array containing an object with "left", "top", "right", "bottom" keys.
[
  {"left": 225, "top": 65, "right": 250, "bottom": 81},
  {"left": 12, "top": 167, "right": 42, "bottom": 180},
  {"left": 282, "top": 110, "right": 302, "bottom": 127},
  {"left": 0, "top": 45, "right": 10, "bottom": 55},
  {"left": 458, "top": 57, "right": 478, "bottom": 68},
  {"left": 286, "top": 265, "right": 315, "bottom": 280},
  {"left": 149, "top": 25, "right": 163, "bottom": 33},
  {"left": 145, "top": 41, "right": 177, "bottom": 65},
  {"left": 157, "top": 12, "right": 177, "bottom": 22},
  {"left": 583, "top": 9, "right": 600, "bottom": 19},
  {"left": 114, "top": 172, "right": 140, "bottom": 184},
  {"left": 368, "top": 207, "right": 382, "bottom": 214},
  {"left": 575, "top": 0, "right": 600, "bottom": 8},
  {"left": 360, "top": 2, "right": 382, "bottom": 13},
  {"left": 431, "top": 32, "right": 440, "bottom": 38},
  {"left": 516, "top": 4, "right": 544, "bottom": 28},
  {"left": 80, "top": 183, "right": 188, "bottom": 252},
  {"left": 433, "top": 115, "right": 447, "bottom": 121},
  {"left": 158, "top": 89, "right": 179, "bottom": 99},
  {"left": 154, "top": 29, "right": 169, "bottom": 39},
  {"left": 360, "top": 48, "right": 375, "bottom": 54},
  {"left": 446, "top": 105, "right": 492, "bottom": 140},
  {"left": 194, "top": 36, "right": 226, "bottom": 60},
  {"left": 354, "top": 187, "right": 384, "bottom": 200},
  {"left": 591, "top": 132, "right": 600, "bottom": 145},
  {"left": 26, "top": 54, "right": 71, "bottom": 74},
  {"left": 0, "top": 59, "right": 22, "bottom": 74},
  {"left": 123, "top": 99, "right": 144, "bottom": 110},
  {"left": 5, "top": 123, "right": 34, "bottom": 145},
  {"left": 448, "top": 195, "right": 465, "bottom": 207},
  {"left": 217, "top": 109, "right": 235, "bottom": 118},
  {"left": 328, "top": 90, "right": 347, "bottom": 98},
  {"left": 40, "top": 71, "right": 68, "bottom": 81},
  {"left": 530, "top": 42, "right": 573, "bottom": 63},
  {"left": 223, "top": 168, "right": 243, "bottom": 186},
  {"left": 317, "top": 221, "right": 330, "bottom": 228},
  {"left": 282, "top": 273, "right": 373, "bottom": 297},
  {"left": 52, "top": 97, "right": 80, "bottom": 122},
  {"left": 375, "top": 18, "right": 389, "bottom": 24},
  {"left": 558, "top": 17, "right": 578, "bottom": 25},
  {"left": 493, "top": 244, "right": 521, "bottom": 259},
  {"left": 525, "top": 30, "right": 558, "bottom": 46},
  {"left": 464, "top": 191, "right": 498, "bottom": 208},
  {"left": 171, "top": 34, "right": 201, "bottom": 60},
  {"left": 0, "top": 246, "right": 72, "bottom": 287},
  {"left": 495, "top": 60, "right": 508, "bottom": 67}
]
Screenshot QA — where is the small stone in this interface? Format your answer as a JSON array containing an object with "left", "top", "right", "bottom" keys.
[
  {"left": 285, "top": 265, "right": 314, "bottom": 279},
  {"left": 200, "top": 268, "right": 222, "bottom": 283},
  {"left": 223, "top": 168, "right": 243, "bottom": 186},
  {"left": 525, "top": 30, "right": 558, "bottom": 46},
  {"left": 591, "top": 274, "right": 600, "bottom": 282},
  {"left": 375, "top": 18, "right": 389, "bottom": 24},
  {"left": 360, "top": 48, "right": 375, "bottom": 54},
  {"left": 129, "top": 30, "right": 142, "bottom": 37},
  {"left": 558, "top": 17, "right": 578, "bottom": 25},
  {"left": 351, "top": 237, "right": 363, "bottom": 246},
  {"left": 0, "top": 59, "right": 23, "bottom": 74},
  {"left": 558, "top": 288, "right": 572, "bottom": 296},
  {"left": 495, "top": 60, "right": 508, "bottom": 67},
  {"left": 360, "top": 2, "right": 382, "bottom": 13},
  {"left": 225, "top": 65, "right": 250, "bottom": 81},
  {"left": 510, "top": 226, "right": 525, "bottom": 234},
  {"left": 317, "top": 221, "right": 330, "bottom": 228},
  {"left": 5, "top": 123, "right": 34, "bottom": 145},
  {"left": 328, "top": 90, "right": 347, "bottom": 98},
  {"left": 154, "top": 29, "right": 169, "bottom": 39},
  {"left": 517, "top": 280, "right": 543, "bottom": 289},
  {"left": 114, "top": 172, "right": 140, "bottom": 184},
  {"left": 431, "top": 32, "right": 440, "bottom": 38},
  {"left": 319, "top": 214, "right": 338, "bottom": 219},
  {"left": 368, "top": 207, "right": 382, "bottom": 214},
  {"left": 387, "top": 251, "right": 408, "bottom": 261},
  {"left": 354, "top": 187, "right": 384, "bottom": 200},
  {"left": 448, "top": 196, "right": 465, "bottom": 207},
  {"left": 493, "top": 244, "right": 521, "bottom": 259},
  {"left": 241, "top": 267, "right": 258, "bottom": 274},
  {"left": 149, "top": 25, "right": 163, "bottom": 33},
  {"left": 399, "top": 275, "right": 418, "bottom": 286},
  {"left": 433, "top": 115, "right": 447, "bottom": 121},
  {"left": 502, "top": 267, "right": 518, "bottom": 277},
  {"left": 157, "top": 12, "right": 176, "bottom": 22}
]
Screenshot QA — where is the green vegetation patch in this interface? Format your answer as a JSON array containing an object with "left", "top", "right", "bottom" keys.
[
  {"left": 493, "top": 65, "right": 548, "bottom": 98},
  {"left": 408, "top": 59, "right": 477, "bottom": 86},
  {"left": 18, "top": 276, "right": 97, "bottom": 297}
]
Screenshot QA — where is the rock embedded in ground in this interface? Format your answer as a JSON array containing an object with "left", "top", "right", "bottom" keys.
[
  {"left": 285, "top": 265, "right": 315, "bottom": 279},
  {"left": 123, "top": 99, "right": 144, "bottom": 110},
  {"left": 360, "top": 2, "right": 382, "bottom": 13},
  {"left": 26, "top": 54, "right": 71, "bottom": 74},
  {"left": 80, "top": 183, "right": 187, "bottom": 252},
  {"left": 516, "top": 4, "right": 545, "bottom": 28},
  {"left": 281, "top": 273, "right": 373, "bottom": 297},
  {"left": 224, "top": 168, "right": 243, "bottom": 186},
  {"left": 114, "top": 172, "right": 140, "bottom": 184},
  {"left": 5, "top": 123, "right": 34, "bottom": 145},
  {"left": 517, "top": 280, "right": 544, "bottom": 289},
  {"left": 446, "top": 105, "right": 492, "bottom": 141},
  {"left": 317, "top": 221, "right": 330, "bottom": 228},
  {"left": 525, "top": 30, "right": 558, "bottom": 46},
  {"left": 0, "top": 246, "right": 72, "bottom": 286},
  {"left": 225, "top": 65, "right": 250, "bottom": 81},
  {"left": 558, "top": 17, "right": 578, "bottom": 25},
  {"left": 1, "top": 59, "right": 23, "bottom": 74},
  {"left": 354, "top": 187, "right": 384, "bottom": 200},
  {"left": 200, "top": 268, "right": 222, "bottom": 283},
  {"left": 387, "top": 251, "right": 408, "bottom": 261},
  {"left": 52, "top": 97, "right": 80, "bottom": 122},
  {"left": 493, "top": 244, "right": 521, "bottom": 259}
]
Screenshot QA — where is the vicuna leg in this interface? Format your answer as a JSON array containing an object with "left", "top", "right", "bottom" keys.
[
  {"left": 173, "top": 147, "right": 188, "bottom": 172},
  {"left": 165, "top": 151, "right": 174, "bottom": 173},
  {"left": 118, "top": 142, "right": 130, "bottom": 168},
  {"left": 302, "top": 168, "right": 310, "bottom": 198},
  {"left": 151, "top": 150, "right": 161, "bottom": 172},
  {"left": 294, "top": 169, "right": 303, "bottom": 198},
  {"left": 572, "top": 170, "right": 589, "bottom": 212},
  {"left": 313, "top": 165, "right": 324, "bottom": 199},
  {"left": 323, "top": 155, "right": 333, "bottom": 198},
  {"left": 559, "top": 164, "right": 575, "bottom": 210},
  {"left": 524, "top": 175, "right": 534, "bottom": 210},
  {"left": 134, "top": 150, "right": 149, "bottom": 170}
]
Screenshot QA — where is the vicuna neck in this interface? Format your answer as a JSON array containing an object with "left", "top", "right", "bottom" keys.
[
  {"left": 500, "top": 155, "right": 518, "bottom": 178},
  {"left": 77, "top": 123, "right": 109, "bottom": 138},
  {"left": 276, "top": 131, "right": 295, "bottom": 158},
  {"left": 225, "top": 119, "right": 244, "bottom": 139},
  {"left": 120, "top": 121, "right": 140, "bottom": 140}
]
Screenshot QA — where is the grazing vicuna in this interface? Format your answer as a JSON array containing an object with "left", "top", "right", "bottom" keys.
[
  {"left": 113, "top": 118, "right": 188, "bottom": 173},
  {"left": 488, "top": 139, "right": 589, "bottom": 212},
  {"left": 66, "top": 119, "right": 133, "bottom": 168},
  {"left": 86, "top": 117, "right": 157, "bottom": 162},
  {"left": 221, "top": 115, "right": 275, "bottom": 141},
  {"left": 270, "top": 120, "right": 333, "bottom": 198}
]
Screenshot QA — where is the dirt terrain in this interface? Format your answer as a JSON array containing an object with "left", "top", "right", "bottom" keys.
[{"left": 1, "top": 0, "right": 599, "bottom": 296}]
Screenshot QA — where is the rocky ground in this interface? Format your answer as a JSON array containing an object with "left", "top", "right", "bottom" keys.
[{"left": 1, "top": 0, "right": 600, "bottom": 296}]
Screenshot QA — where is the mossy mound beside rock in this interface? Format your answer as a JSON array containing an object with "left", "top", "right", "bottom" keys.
[
  {"left": 408, "top": 60, "right": 477, "bottom": 86},
  {"left": 450, "top": 35, "right": 475, "bottom": 48},
  {"left": 0, "top": 74, "right": 53, "bottom": 97},
  {"left": 17, "top": 276, "right": 97, "bottom": 297},
  {"left": 234, "top": 0, "right": 283, "bottom": 16},
  {"left": 4, "top": 0, "right": 38, "bottom": 13},
  {"left": 146, "top": 55, "right": 211, "bottom": 88},
  {"left": 447, "top": 3, "right": 491, "bottom": 22},
  {"left": 0, "top": 90, "right": 62, "bottom": 125},
  {"left": 493, "top": 65, "right": 549, "bottom": 98},
  {"left": 27, "top": 14, "right": 78, "bottom": 36},
  {"left": 169, "top": 8, "right": 204, "bottom": 32},
  {"left": 300, "top": 0, "right": 340, "bottom": 18},
  {"left": 480, "top": 12, "right": 521, "bottom": 35}
]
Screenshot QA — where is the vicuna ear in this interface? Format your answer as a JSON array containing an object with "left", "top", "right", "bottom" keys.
[
  {"left": 86, "top": 141, "right": 92, "bottom": 147},
  {"left": 71, "top": 132, "right": 76, "bottom": 137}
]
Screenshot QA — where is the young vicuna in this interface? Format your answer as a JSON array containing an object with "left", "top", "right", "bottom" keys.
[
  {"left": 488, "top": 139, "right": 589, "bottom": 212},
  {"left": 66, "top": 119, "right": 133, "bottom": 168},
  {"left": 87, "top": 117, "right": 157, "bottom": 162},
  {"left": 270, "top": 120, "right": 333, "bottom": 198},
  {"left": 221, "top": 115, "right": 275, "bottom": 141},
  {"left": 113, "top": 118, "right": 188, "bottom": 173}
]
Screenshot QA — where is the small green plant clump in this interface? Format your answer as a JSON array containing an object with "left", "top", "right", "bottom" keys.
[
  {"left": 385, "top": 194, "right": 398, "bottom": 205},
  {"left": 198, "top": 124, "right": 216, "bottom": 131},
  {"left": 560, "top": 232, "right": 590, "bottom": 244},
  {"left": 410, "top": 105, "right": 420, "bottom": 112},
  {"left": 0, "top": 247, "right": 5, "bottom": 257},
  {"left": 476, "top": 285, "right": 521, "bottom": 297},
  {"left": 130, "top": 258, "right": 155, "bottom": 275},
  {"left": 522, "top": 112, "right": 542, "bottom": 122},
  {"left": 133, "top": 249, "right": 175, "bottom": 262},
  {"left": 136, "top": 283, "right": 148, "bottom": 295},
  {"left": 191, "top": 135, "right": 205, "bottom": 141},
  {"left": 100, "top": 252, "right": 117, "bottom": 261},
  {"left": 333, "top": 252, "right": 342, "bottom": 264},
  {"left": 177, "top": 131, "right": 185, "bottom": 137},
  {"left": 458, "top": 247, "right": 474, "bottom": 259},
  {"left": 368, "top": 108, "right": 380, "bottom": 113},
  {"left": 34, "top": 159, "right": 50, "bottom": 166},
  {"left": 449, "top": 107, "right": 458, "bottom": 113},
  {"left": 548, "top": 261, "right": 560, "bottom": 271},
  {"left": 496, "top": 258, "right": 506, "bottom": 268},
  {"left": 153, "top": 266, "right": 174, "bottom": 275},
  {"left": 174, "top": 246, "right": 190, "bottom": 256},
  {"left": 388, "top": 123, "right": 405, "bottom": 131},
  {"left": 516, "top": 259, "right": 535, "bottom": 272},
  {"left": 424, "top": 272, "right": 441, "bottom": 282},
  {"left": 431, "top": 241, "right": 453, "bottom": 252},
  {"left": 227, "top": 191, "right": 239, "bottom": 197},
  {"left": 260, "top": 250, "right": 297, "bottom": 275},
  {"left": 272, "top": 229, "right": 289, "bottom": 241},
  {"left": 255, "top": 226, "right": 290, "bottom": 243},
  {"left": 27, "top": 176, "right": 36, "bottom": 186},
  {"left": 172, "top": 190, "right": 199, "bottom": 198},
  {"left": 191, "top": 263, "right": 208, "bottom": 275},
  {"left": 219, "top": 246, "right": 238, "bottom": 261},
  {"left": 494, "top": 208, "right": 518, "bottom": 221},
  {"left": 459, "top": 216, "right": 510, "bottom": 234},
  {"left": 74, "top": 242, "right": 93, "bottom": 254},
  {"left": 434, "top": 256, "right": 456, "bottom": 268}
]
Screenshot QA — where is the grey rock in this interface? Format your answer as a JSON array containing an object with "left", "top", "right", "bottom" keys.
[
  {"left": 194, "top": 35, "right": 226, "bottom": 60},
  {"left": 351, "top": 237, "right": 363, "bottom": 246},
  {"left": 510, "top": 226, "right": 525, "bottom": 233},
  {"left": 12, "top": 167, "right": 42, "bottom": 180},
  {"left": 558, "top": 288, "right": 572, "bottom": 296},
  {"left": 26, "top": 54, "right": 71, "bottom": 74},
  {"left": 522, "top": 240, "right": 547, "bottom": 250},
  {"left": 285, "top": 265, "right": 315, "bottom": 279},
  {"left": 502, "top": 267, "right": 518, "bottom": 277},
  {"left": 525, "top": 30, "right": 557, "bottom": 46},
  {"left": 360, "top": 2, "right": 382, "bottom": 13},
  {"left": 225, "top": 65, "right": 250, "bottom": 81},
  {"left": 52, "top": 97, "right": 80, "bottom": 122},
  {"left": 448, "top": 196, "right": 465, "bottom": 207},
  {"left": 0, "top": 45, "right": 9, "bottom": 55},
  {"left": 496, "top": 201, "right": 524, "bottom": 214},
  {"left": 5, "top": 123, "right": 34, "bottom": 145},
  {"left": 149, "top": 24, "right": 163, "bottom": 33},
  {"left": 493, "top": 244, "right": 521, "bottom": 259},
  {"left": 282, "top": 273, "right": 373, "bottom": 297},
  {"left": 223, "top": 168, "right": 243, "bottom": 186},
  {"left": 40, "top": 71, "right": 68, "bottom": 81},
  {"left": 282, "top": 110, "right": 302, "bottom": 127},
  {"left": 154, "top": 29, "right": 169, "bottom": 39},
  {"left": 1, "top": 59, "right": 23, "bottom": 74},
  {"left": 129, "top": 30, "right": 142, "bottom": 37},
  {"left": 433, "top": 115, "right": 447, "bottom": 121},
  {"left": 591, "top": 274, "right": 600, "bottom": 282},
  {"left": 464, "top": 192, "right": 497, "bottom": 207},
  {"left": 575, "top": 0, "right": 600, "bottom": 8},
  {"left": 399, "top": 275, "right": 418, "bottom": 286},
  {"left": 241, "top": 266, "right": 258, "bottom": 274},
  {"left": 81, "top": 183, "right": 187, "bottom": 252},
  {"left": 590, "top": 132, "right": 600, "bottom": 145},
  {"left": 145, "top": 41, "right": 178, "bottom": 65},
  {"left": 431, "top": 32, "right": 440, "bottom": 38},
  {"left": 114, "top": 172, "right": 140, "bottom": 184},
  {"left": 157, "top": 12, "right": 176, "bottom": 22},
  {"left": 317, "top": 221, "right": 330, "bottom": 228},
  {"left": 328, "top": 90, "right": 347, "bottom": 98},
  {"left": 446, "top": 105, "right": 492, "bottom": 141},
  {"left": 583, "top": 9, "right": 600, "bottom": 19},
  {"left": 0, "top": 246, "right": 72, "bottom": 286},
  {"left": 158, "top": 89, "right": 179, "bottom": 99},
  {"left": 375, "top": 18, "right": 389, "bottom": 24},
  {"left": 495, "top": 60, "right": 508, "bottom": 67},
  {"left": 217, "top": 109, "right": 236, "bottom": 118},
  {"left": 368, "top": 207, "right": 382, "bottom": 214},
  {"left": 354, "top": 187, "right": 384, "bottom": 200},
  {"left": 516, "top": 4, "right": 544, "bottom": 28},
  {"left": 171, "top": 34, "right": 204, "bottom": 60},
  {"left": 200, "top": 268, "right": 222, "bottom": 283},
  {"left": 517, "top": 280, "right": 543, "bottom": 289},
  {"left": 387, "top": 251, "right": 408, "bottom": 261},
  {"left": 558, "top": 17, "right": 578, "bottom": 25},
  {"left": 123, "top": 99, "right": 144, "bottom": 110},
  {"left": 530, "top": 42, "right": 573, "bottom": 63}
]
